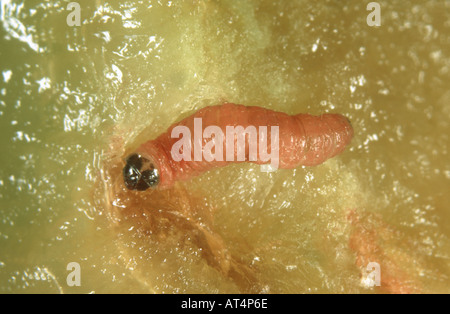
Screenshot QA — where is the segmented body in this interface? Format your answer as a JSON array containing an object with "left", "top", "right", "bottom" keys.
[{"left": 128, "top": 103, "right": 353, "bottom": 189}]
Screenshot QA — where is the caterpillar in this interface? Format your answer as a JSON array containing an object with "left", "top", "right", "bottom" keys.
[
  {"left": 347, "top": 211, "right": 421, "bottom": 293},
  {"left": 123, "top": 103, "right": 353, "bottom": 191}
]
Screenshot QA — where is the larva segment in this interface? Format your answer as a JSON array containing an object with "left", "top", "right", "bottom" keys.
[
  {"left": 124, "top": 103, "right": 353, "bottom": 190},
  {"left": 292, "top": 113, "right": 353, "bottom": 167}
]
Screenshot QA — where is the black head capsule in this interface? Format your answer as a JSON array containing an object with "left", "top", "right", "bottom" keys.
[{"left": 123, "top": 153, "right": 160, "bottom": 191}]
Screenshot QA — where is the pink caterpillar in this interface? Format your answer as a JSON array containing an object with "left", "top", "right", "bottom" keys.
[{"left": 123, "top": 103, "right": 353, "bottom": 190}]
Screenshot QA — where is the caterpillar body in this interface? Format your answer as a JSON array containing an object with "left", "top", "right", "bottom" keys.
[{"left": 123, "top": 103, "right": 353, "bottom": 190}]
